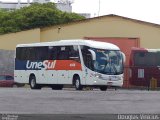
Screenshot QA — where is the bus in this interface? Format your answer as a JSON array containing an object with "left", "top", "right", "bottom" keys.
[
  {"left": 129, "top": 47, "right": 160, "bottom": 87},
  {"left": 14, "top": 39, "right": 125, "bottom": 90}
]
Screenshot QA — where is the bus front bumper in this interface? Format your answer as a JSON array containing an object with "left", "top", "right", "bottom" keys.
[{"left": 91, "top": 75, "right": 123, "bottom": 87}]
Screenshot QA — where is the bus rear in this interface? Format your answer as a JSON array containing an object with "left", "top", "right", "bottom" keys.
[{"left": 129, "top": 47, "right": 160, "bottom": 87}]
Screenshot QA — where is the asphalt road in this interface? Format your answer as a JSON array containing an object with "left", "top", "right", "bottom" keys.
[{"left": 0, "top": 88, "right": 160, "bottom": 114}]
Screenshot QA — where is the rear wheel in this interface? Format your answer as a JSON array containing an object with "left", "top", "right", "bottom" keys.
[
  {"left": 74, "top": 76, "right": 83, "bottom": 90},
  {"left": 100, "top": 86, "right": 107, "bottom": 91},
  {"left": 29, "top": 76, "right": 41, "bottom": 89}
]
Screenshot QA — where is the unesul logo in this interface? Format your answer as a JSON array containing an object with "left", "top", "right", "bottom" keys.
[{"left": 26, "top": 60, "right": 56, "bottom": 70}]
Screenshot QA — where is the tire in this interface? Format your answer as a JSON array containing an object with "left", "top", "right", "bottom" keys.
[
  {"left": 29, "top": 76, "right": 41, "bottom": 89},
  {"left": 100, "top": 86, "right": 107, "bottom": 91},
  {"left": 74, "top": 76, "right": 83, "bottom": 90}
]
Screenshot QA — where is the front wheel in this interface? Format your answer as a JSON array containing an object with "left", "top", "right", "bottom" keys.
[
  {"left": 74, "top": 77, "right": 83, "bottom": 90},
  {"left": 100, "top": 86, "right": 107, "bottom": 91}
]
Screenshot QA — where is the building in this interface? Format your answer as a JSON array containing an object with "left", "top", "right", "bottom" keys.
[
  {"left": 33, "top": 0, "right": 50, "bottom": 3},
  {"left": 77, "top": 13, "right": 91, "bottom": 18},
  {"left": 0, "top": 14, "right": 160, "bottom": 85},
  {"left": 0, "top": 0, "right": 91, "bottom": 18},
  {"left": 1, "top": 14, "right": 160, "bottom": 50},
  {"left": 0, "top": 0, "right": 72, "bottom": 12}
]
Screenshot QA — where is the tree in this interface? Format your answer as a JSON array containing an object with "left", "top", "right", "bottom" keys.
[{"left": 0, "top": 3, "right": 85, "bottom": 35}]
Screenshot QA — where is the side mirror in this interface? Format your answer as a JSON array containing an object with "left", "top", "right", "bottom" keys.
[
  {"left": 121, "top": 52, "right": 126, "bottom": 63},
  {"left": 88, "top": 49, "right": 96, "bottom": 61}
]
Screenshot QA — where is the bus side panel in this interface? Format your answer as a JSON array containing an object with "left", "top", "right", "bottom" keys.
[
  {"left": 42, "top": 70, "right": 58, "bottom": 84},
  {"left": 36, "top": 70, "right": 48, "bottom": 84},
  {"left": 56, "top": 70, "right": 69, "bottom": 84},
  {"left": 14, "top": 70, "right": 23, "bottom": 83},
  {"left": 84, "top": 68, "right": 96, "bottom": 85},
  {"left": 14, "top": 70, "right": 30, "bottom": 84}
]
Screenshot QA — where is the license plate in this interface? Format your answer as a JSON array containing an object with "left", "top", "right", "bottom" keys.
[{"left": 107, "top": 82, "right": 113, "bottom": 85}]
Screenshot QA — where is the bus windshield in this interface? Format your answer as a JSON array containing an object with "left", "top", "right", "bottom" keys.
[{"left": 92, "top": 49, "right": 123, "bottom": 75}]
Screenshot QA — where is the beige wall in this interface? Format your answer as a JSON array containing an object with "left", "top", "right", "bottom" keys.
[
  {"left": 0, "top": 28, "right": 40, "bottom": 50},
  {"left": 1, "top": 16, "right": 160, "bottom": 50},
  {"left": 41, "top": 16, "right": 160, "bottom": 49}
]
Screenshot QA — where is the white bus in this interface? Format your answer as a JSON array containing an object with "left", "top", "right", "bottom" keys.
[{"left": 14, "top": 39, "right": 125, "bottom": 90}]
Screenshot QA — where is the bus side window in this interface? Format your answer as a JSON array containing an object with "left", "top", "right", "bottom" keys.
[
  {"left": 27, "top": 47, "right": 38, "bottom": 60},
  {"left": 16, "top": 47, "right": 22, "bottom": 60},
  {"left": 48, "top": 46, "right": 57, "bottom": 60},
  {"left": 57, "top": 46, "right": 69, "bottom": 60},
  {"left": 69, "top": 45, "right": 80, "bottom": 62},
  {"left": 81, "top": 45, "right": 94, "bottom": 70},
  {"left": 38, "top": 47, "right": 48, "bottom": 60},
  {"left": 21, "top": 47, "right": 28, "bottom": 60}
]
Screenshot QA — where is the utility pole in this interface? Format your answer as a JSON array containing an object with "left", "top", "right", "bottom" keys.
[{"left": 98, "top": 0, "right": 101, "bottom": 16}]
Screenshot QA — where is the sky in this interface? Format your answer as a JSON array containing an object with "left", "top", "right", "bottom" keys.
[{"left": 1, "top": 0, "right": 160, "bottom": 24}]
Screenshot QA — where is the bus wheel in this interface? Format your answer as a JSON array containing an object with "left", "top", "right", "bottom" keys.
[
  {"left": 74, "top": 77, "right": 83, "bottom": 90},
  {"left": 100, "top": 86, "right": 107, "bottom": 91},
  {"left": 29, "top": 76, "right": 41, "bottom": 89}
]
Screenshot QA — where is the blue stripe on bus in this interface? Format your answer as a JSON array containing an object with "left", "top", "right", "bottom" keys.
[{"left": 15, "top": 59, "right": 43, "bottom": 70}]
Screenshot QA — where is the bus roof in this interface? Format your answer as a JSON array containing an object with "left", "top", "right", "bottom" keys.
[
  {"left": 16, "top": 39, "right": 120, "bottom": 50},
  {"left": 132, "top": 47, "right": 160, "bottom": 52}
]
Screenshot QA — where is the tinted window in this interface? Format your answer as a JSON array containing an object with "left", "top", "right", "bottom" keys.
[
  {"left": 48, "top": 46, "right": 58, "bottom": 60},
  {"left": 0, "top": 75, "right": 5, "bottom": 80},
  {"left": 16, "top": 47, "right": 48, "bottom": 60},
  {"left": 6, "top": 76, "right": 14, "bottom": 80},
  {"left": 69, "top": 45, "right": 80, "bottom": 62},
  {"left": 134, "top": 52, "right": 156, "bottom": 66},
  {"left": 35, "top": 47, "right": 48, "bottom": 60},
  {"left": 57, "top": 46, "right": 69, "bottom": 60},
  {"left": 16, "top": 46, "right": 80, "bottom": 61},
  {"left": 16, "top": 47, "right": 27, "bottom": 60},
  {"left": 81, "top": 45, "right": 94, "bottom": 70},
  {"left": 47, "top": 45, "right": 81, "bottom": 61}
]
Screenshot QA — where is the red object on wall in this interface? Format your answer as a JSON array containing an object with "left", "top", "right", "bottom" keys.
[{"left": 84, "top": 37, "right": 140, "bottom": 88}]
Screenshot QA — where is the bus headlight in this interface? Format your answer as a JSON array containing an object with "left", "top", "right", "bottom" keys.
[
  {"left": 94, "top": 74, "right": 102, "bottom": 78},
  {"left": 94, "top": 80, "right": 97, "bottom": 83}
]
